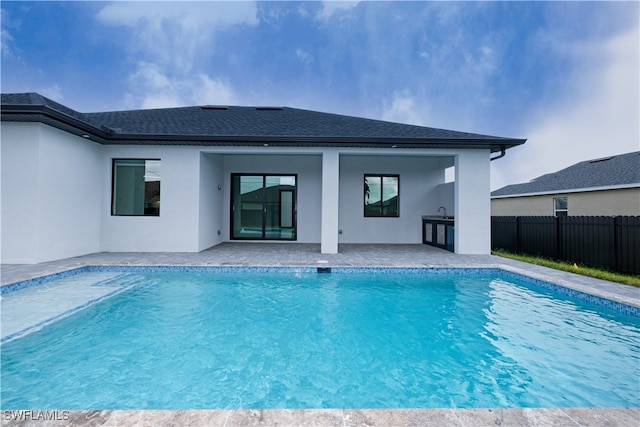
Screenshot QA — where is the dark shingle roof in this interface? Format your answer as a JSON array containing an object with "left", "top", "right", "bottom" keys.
[
  {"left": 84, "top": 106, "right": 504, "bottom": 140},
  {"left": 1, "top": 92, "right": 88, "bottom": 122},
  {"left": 1, "top": 92, "right": 526, "bottom": 151},
  {"left": 491, "top": 152, "right": 640, "bottom": 197}
]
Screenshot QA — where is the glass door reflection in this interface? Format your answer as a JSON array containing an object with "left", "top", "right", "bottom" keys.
[{"left": 231, "top": 174, "right": 296, "bottom": 240}]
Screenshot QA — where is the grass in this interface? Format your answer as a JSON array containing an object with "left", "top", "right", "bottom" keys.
[{"left": 492, "top": 249, "right": 640, "bottom": 287}]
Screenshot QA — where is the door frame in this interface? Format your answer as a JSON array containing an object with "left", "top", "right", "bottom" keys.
[{"left": 230, "top": 173, "right": 298, "bottom": 241}]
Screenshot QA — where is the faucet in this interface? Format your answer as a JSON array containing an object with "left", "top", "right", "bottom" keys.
[{"left": 438, "top": 206, "right": 447, "bottom": 217}]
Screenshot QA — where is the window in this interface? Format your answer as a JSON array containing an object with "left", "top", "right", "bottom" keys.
[
  {"left": 554, "top": 197, "right": 568, "bottom": 217},
  {"left": 364, "top": 174, "right": 399, "bottom": 217},
  {"left": 112, "top": 159, "right": 161, "bottom": 216}
]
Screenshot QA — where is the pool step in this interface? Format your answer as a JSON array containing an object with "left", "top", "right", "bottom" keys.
[
  {"left": 1, "top": 272, "right": 152, "bottom": 344},
  {"left": 89, "top": 273, "right": 149, "bottom": 288}
]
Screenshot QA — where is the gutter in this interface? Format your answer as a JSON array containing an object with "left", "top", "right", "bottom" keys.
[
  {"left": 1, "top": 104, "right": 110, "bottom": 141},
  {"left": 490, "top": 146, "right": 506, "bottom": 161},
  {"left": 104, "top": 133, "right": 522, "bottom": 150}
]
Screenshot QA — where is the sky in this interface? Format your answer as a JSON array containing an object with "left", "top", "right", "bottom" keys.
[{"left": 1, "top": 1, "right": 638, "bottom": 190}]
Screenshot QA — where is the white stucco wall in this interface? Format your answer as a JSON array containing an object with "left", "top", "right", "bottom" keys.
[
  {"left": 321, "top": 149, "right": 340, "bottom": 253},
  {"left": 338, "top": 155, "right": 448, "bottom": 244},
  {"left": 1, "top": 123, "right": 102, "bottom": 263},
  {"left": 100, "top": 146, "right": 202, "bottom": 252},
  {"left": 198, "top": 153, "right": 225, "bottom": 251},
  {"left": 434, "top": 182, "right": 455, "bottom": 217},
  {"left": 455, "top": 150, "right": 491, "bottom": 254},
  {"left": 1, "top": 123, "right": 41, "bottom": 263}
]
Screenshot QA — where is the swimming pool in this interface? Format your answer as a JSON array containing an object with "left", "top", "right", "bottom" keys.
[{"left": 1, "top": 267, "right": 639, "bottom": 409}]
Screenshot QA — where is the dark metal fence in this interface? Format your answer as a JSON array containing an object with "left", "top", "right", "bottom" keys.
[{"left": 491, "top": 216, "right": 640, "bottom": 275}]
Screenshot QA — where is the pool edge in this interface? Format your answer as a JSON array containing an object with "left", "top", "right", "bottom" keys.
[
  {"left": 2, "top": 407, "right": 639, "bottom": 427},
  {"left": 3, "top": 264, "right": 639, "bottom": 314}
]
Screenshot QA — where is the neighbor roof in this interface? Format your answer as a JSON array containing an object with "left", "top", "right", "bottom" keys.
[
  {"left": 1, "top": 92, "right": 526, "bottom": 151},
  {"left": 492, "top": 151, "right": 640, "bottom": 198}
]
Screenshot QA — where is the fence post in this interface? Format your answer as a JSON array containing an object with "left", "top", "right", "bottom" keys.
[
  {"left": 614, "top": 216, "right": 620, "bottom": 272},
  {"left": 516, "top": 216, "right": 521, "bottom": 253},
  {"left": 556, "top": 215, "right": 562, "bottom": 261}
]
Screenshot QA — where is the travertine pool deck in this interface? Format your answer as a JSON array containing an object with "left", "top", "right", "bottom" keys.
[{"left": 2, "top": 243, "right": 639, "bottom": 427}]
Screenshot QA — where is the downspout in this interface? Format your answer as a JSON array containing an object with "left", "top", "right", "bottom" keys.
[{"left": 490, "top": 146, "right": 506, "bottom": 161}]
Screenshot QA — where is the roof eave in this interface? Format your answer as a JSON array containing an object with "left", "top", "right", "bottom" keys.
[
  {"left": 106, "top": 133, "right": 525, "bottom": 150},
  {"left": 491, "top": 183, "right": 640, "bottom": 199},
  {"left": 1, "top": 104, "right": 110, "bottom": 142},
  {"left": 1, "top": 102, "right": 527, "bottom": 151}
]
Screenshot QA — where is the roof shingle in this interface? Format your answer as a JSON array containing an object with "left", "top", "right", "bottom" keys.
[
  {"left": 491, "top": 152, "right": 640, "bottom": 197},
  {"left": 1, "top": 92, "right": 526, "bottom": 150}
]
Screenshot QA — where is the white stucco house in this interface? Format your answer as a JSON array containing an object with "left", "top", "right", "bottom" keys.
[{"left": 1, "top": 93, "right": 525, "bottom": 264}]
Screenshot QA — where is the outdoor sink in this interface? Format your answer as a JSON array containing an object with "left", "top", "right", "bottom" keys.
[{"left": 422, "top": 215, "right": 455, "bottom": 221}]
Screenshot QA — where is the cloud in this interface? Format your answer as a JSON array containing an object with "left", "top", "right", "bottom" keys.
[
  {"left": 316, "top": 1, "right": 360, "bottom": 22},
  {"left": 331, "top": 2, "right": 506, "bottom": 133},
  {"left": 96, "top": 1, "right": 258, "bottom": 73},
  {"left": 295, "top": 48, "right": 314, "bottom": 66},
  {"left": 95, "top": 2, "right": 256, "bottom": 109},
  {"left": 381, "top": 91, "right": 428, "bottom": 126},
  {"left": 125, "top": 61, "right": 236, "bottom": 109},
  {"left": 1, "top": 27, "right": 15, "bottom": 57},
  {"left": 492, "top": 23, "right": 640, "bottom": 191},
  {"left": 38, "top": 85, "right": 64, "bottom": 102},
  {"left": 0, "top": 7, "right": 20, "bottom": 59}
]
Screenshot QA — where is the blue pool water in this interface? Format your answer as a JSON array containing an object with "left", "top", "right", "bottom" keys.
[{"left": 1, "top": 268, "right": 639, "bottom": 409}]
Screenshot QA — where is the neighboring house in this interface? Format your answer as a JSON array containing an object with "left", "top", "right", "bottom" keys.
[
  {"left": 1, "top": 92, "right": 525, "bottom": 264},
  {"left": 491, "top": 151, "right": 640, "bottom": 217}
]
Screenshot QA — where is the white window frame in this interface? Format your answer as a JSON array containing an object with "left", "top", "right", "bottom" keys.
[{"left": 553, "top": 196, "right": 568, "bottom": 217}]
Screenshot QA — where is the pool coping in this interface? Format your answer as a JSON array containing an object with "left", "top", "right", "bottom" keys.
[
  {"left": 2, "top": 245, "right": 639, "bottom": 426},
  {"left": 3, "top": 245, "right": 638, "bottom": 312},
  {"left": 3, "top": 262, "right": 639, "bottom": 313},
  {"left": 2, "top": 407, "right": 640, "bottom": 426}
]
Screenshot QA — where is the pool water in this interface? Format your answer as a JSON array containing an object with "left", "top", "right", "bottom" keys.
[{"left": 1, "top": 269, "right": 639, "bottom": 409}]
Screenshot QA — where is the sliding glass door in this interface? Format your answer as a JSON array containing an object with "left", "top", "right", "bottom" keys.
[{"left": 231, "top": 174, "right": 297, "bottom": 240}]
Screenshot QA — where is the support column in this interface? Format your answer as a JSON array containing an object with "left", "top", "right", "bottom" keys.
[
  {"left": 321, "top": 149, "right": 340, "bottom": 254},
  {"left": 454, "top": 150, "right": 491, "bottom": 254}
]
